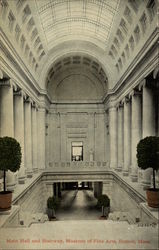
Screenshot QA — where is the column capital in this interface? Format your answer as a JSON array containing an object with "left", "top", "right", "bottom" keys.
[
  {"left": 25, "top": 96, "right": 33, "bottom": 104},
  {"left": 0, "top": 69, "right": 3, "bottom": 79},
  {"left": 138, "top": 79, "right": 146, "bottom": 91},
  {"left": 0, "top": 79, "right": 17, "bottom": 90},
  {"left": 129, "top": 89, "right": 141, "bottom": 98},
  {"left": 32, "top": 101, "right": 38, "bottom": 110},
  {"left": 116, "top": 102, "right": 124, "bottom": 109},
  {"left": 14, "top": 89, "right": 27, "bottom": 99},
  {"left": 153, "top": 66, "right": 159, "bottom": 80},
  {"left": 38, "top": 107, "right": 46, "bottom": 113},
  {"left": 108, "top": 106, "right": 117, "bottom": 112},
  {"left": 121, "top": 96, "right": 130, "bottom": 104}
]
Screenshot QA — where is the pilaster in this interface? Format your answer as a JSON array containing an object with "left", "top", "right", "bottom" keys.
[
  {"left": 122, "top": 97, "right": 131, "bottom": 176},
  {"left": 24, "top": 96, "right": 33, "bottom": 178},
  {"left": 129, "top": 89, "right": 142, "bottom": 182},
  {"left": 108, "top": 106, "right": 117, "bottom": 169},
  {"left": 37, "top": 108, "right": 46, "bottom": 169},
  {"left": 14, "top": 89, "right": 26, "bottom": 184},
  {"left": 116, "top": 103, "right": 124, "bottom": 172},
  {"left": 0, "top": 79, "right": 16, "bottom": 190},
  {"left": 32, "top": 103, "right": 38, "bottom": 173}
]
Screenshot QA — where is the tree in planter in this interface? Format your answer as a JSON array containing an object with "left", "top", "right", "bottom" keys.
[
  {"left": 97, "top": 194, "right": 110, "bottom": 218},
  {"left": 0, "top": 137, "right": 22, "bottom": 210},
  {"left": 47, "top": 196, "right": 59, "bottom": 220},
  {"left": 137, "top": 136, "right": 159, "bottom": 208}
]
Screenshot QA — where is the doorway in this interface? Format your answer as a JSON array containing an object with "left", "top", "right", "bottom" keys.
[{"left": 71, "top": 141, "right": 83, "bottom": 161}]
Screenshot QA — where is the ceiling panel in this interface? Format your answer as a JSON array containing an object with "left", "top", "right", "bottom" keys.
[{"left": 35, "top": 0, "right": 120, "bottom": 50}]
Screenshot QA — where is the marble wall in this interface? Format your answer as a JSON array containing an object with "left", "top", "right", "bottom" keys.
[{"left": 48, "top": 106, "right": 106, "bottom": 163}]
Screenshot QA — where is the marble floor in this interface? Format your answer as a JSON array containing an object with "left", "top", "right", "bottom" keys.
[
  {"left": 0, "top": 220, "right": 158, "bottom": 250},
  {"left": 56, "top": 190, "right": 102, "bottom": 220},
  {"left": 0, "top": 189, "right": 158, "bottom": 250}
]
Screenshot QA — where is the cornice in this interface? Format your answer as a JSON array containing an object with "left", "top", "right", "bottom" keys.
[
  {"left": 0, "top": 28, "right": 42, "bottom": 95},
  {"left": 103, "top": 27, "right": 159, "bottom": 104},
  {"left": 112, "top": 27, "right": 159, "bottom": 93}
]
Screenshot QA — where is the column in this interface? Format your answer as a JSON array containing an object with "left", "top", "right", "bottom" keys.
[
  {"left": 123, "top": 97, "right": 131, "bottom": 176},
  {"left": 141, "top": 80, "right": 155, "bottom": 186},
  {"left": 130, "top": 90, "right": 142, "bottom": 182},
  {"left": 88, "top": 112, "right": 95, "bottom": 161},
  {"left": 116, "top": 103, "right": 124, "bottom": 171},
  {"left": 0, "top": 79, "right": 16, "bottom": 190},
  {"left": 24, "top": 97, "right": 33, "bottom": 177},
  {"left": 32, "top": 103, "right": 38, "bottom": 172},
  {"left": 45, "top": 111, "right": 50, "bottom": 168},
  {"left": 57, "top": 183, "right": 62, "bottom": 198},
  {"left": 60, "top": 113, "right": 67, "bottom": 161},
  {"left": 109, "top": 106, "right": 117, "bottom": 169},
  {"left": 14, "top": 90, "right": 26, "bottom": 184},
  {"left": 37, "top": 108, "right": 46, "bottom": 169}
]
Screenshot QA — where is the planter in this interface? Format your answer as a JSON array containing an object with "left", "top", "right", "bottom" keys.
[
  {"left": 0, "top": 191, "right": 12, "bottom": 211},
  {"left": 47, "top": 208, "right": 56, "bottom": 220},
  {"left": 146, "top": 188, "right": 159, "bottom": 208}
]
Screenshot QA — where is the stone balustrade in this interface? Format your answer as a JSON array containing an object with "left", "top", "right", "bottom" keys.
[{"left": 47, "top": 161, "right": 109, "bottom": 172}]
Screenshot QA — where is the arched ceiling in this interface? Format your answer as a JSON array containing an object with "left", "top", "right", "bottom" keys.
[
  {"left": 27, "top": 0, "right": 124, "bottom": 90},
  {"left": 46, "top": 53, "right": 108, "bottom": 102},
  {"left": 34, "top": 0, "right": 120, "bottom": 51}
]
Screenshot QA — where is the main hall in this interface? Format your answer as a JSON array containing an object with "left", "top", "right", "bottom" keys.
[{"left": 0, "top": 1, "right": 159, "bottom": 250}]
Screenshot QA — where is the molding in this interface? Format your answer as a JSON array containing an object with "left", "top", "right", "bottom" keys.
[
  {"left": 0, "top": 28, "right": 42, "bottom": 94},
  {"left": 103, "top": 27, "right": 159, "bottom": 104},
  {"left": 112, "top": 28, "right": 158, "bottom": 93}
]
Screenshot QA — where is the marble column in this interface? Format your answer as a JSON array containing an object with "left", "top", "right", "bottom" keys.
[
  {"left": 116, "top": 103, "right": 124, "bottom": 171},
  {"left": 130, "top": 90, "right": 142, "bottom": 182},
  {"left": 24, "top": 97, "right": 33, "bottom": 177},
  {"left": 123, "top": 97, "right": 131, "bottom": 176},
  {"left": 32, "top": 103, "right": 38, "bottom": 172},
  {"left": 88, "top": 112, "right": 95, "bottom": 161},
  {"left": 37, "top": 108, "right": 46, "bottom": 170},
  {"left": 14, "top": 90, "right": 26, "bottom": 184},
  {"left": 109, "top": 106, "right": 117, "bottom": 169},
  {"left": 45, "top": 111, "right": 50, "bottom": 168},
  {"left": 0, "top": 79, "right": 16, "bottom": 190},
  {"left": 141, "top": 80, "right": 155, "bottom": 187}
]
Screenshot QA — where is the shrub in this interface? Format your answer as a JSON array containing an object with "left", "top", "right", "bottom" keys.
[
  {"left": 0, "top": 137, "right": 22, "bottom": 192},
  {"left": 47, "top": 196, "right": 59, "bottom": 210},
  {"left": 137, "top": 136, "right": 159, "bottom": 189},
  {"left": 97, "top": 194, "right": 110, "bottom": 208}
]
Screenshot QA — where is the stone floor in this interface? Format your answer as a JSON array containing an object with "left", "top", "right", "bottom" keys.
[
  {"left": 0, "top": 189, "right": 158, "bottom": 250},
  {"left": 56, "top": 190, "right": 102, "bottom": 220},
  {"left": 0, "top": 220, "right": 158, "bottom": 249}
]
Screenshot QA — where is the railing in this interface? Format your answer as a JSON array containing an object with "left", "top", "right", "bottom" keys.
[{"left": 46, "top": 161, "right": 109, "bottom": 172}]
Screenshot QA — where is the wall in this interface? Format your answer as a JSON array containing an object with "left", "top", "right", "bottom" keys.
[{"left": 48, "top": 104, "right": 107, "bottom": 163}]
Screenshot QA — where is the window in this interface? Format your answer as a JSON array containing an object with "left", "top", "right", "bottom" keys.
[{"left": 71, "top": 142, "right": 83, "bottom": 161}]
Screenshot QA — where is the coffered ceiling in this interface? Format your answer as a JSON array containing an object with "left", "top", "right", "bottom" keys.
[{"left": 35, "top": 0, "right": 120, "bottom": 50}]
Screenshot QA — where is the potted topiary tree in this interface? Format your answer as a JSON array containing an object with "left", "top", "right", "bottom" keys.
[
  {"left": 0, "top": 137, "right": 21, "bottom": 210},
  {"left": 47, "top": 196, "right": 59, "bottom": 220},
  {"left": 97, "top": 194, "right": 110, "bottom": 218},
  {"left": 137, "top": 136, "right": 159, "bottom": 208}
]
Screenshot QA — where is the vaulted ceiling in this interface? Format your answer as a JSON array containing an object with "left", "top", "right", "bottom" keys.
[
  {"left": 1, "top": 0, "right": 155, "bottom": 101},
  {"left": 34, "top": 0, "right": 120, "bottom": 50}
]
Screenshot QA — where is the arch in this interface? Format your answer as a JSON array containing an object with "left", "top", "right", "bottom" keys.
[{"left": 37, "top": 40, "right": 116, "bottom": 90}]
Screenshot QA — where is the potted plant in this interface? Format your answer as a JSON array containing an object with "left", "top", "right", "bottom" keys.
[
  {"left": 47, "top": 196, "right": 59, "bottom": 220},
  {"left": 137, "top": 136, "right": 159, "bottom": 208},
  {"left": 97, "top": 194, "right": 110, "bottom": 218},
  {"left": 0, "top": 136, "right": 22, "bottom": 210}
]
